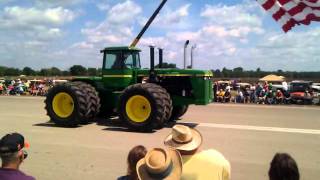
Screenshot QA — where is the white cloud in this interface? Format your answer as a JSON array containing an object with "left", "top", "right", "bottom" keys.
[
  {"left": 81, "top": 0, "right": 142, "bottom": 45},
  {"left": 1, "top": 6, "right": 76, "bottom": 27},
  {"left": 108, "top": 0, "right": 141, "bottom": 24},
  {"left": 158, "top": 4, "right": 191, "bottom": 26},
  {"left": 34, "top": 0, "right": 85, "bottom": 7},
  {"left": 0, "top": 5, "right": 79, "bottom": 69},
  {"left": 244, "top": 28, "right": 320, "bottom": 71},
  {"left": 201, "top": 4, "right": 262, "bottom": 27}
]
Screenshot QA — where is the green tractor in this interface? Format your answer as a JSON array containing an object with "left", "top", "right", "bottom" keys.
[{"left": 44, "top": 0, "right": 213, "bottom": 131}]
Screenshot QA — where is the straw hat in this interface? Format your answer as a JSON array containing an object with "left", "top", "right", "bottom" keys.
[
  {"left": 136, "top": 148, "right": 182, "bottom": 180},
  {"left": 164, "top": 125, "right": 202, "bottom": 152}
]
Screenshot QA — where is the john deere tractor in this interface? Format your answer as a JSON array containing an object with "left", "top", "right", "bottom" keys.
[{"left": 44, "top": 0, "right": 213, "bottom": 131}]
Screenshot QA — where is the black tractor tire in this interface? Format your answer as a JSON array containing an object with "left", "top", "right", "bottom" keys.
[
  {"left": 72, "top": 81, "right": 101, "bottom": 120},
  {"left": 45, "top": 83, "right": 88, "bottom": 127},
  {"left": 160, "top": 89, "right": 172, "bottom": 123},
  {"left": 119, "top": 83, "right": 166, "bottom": 131},
  {"left": 143, "top": 83, "right": 172, "bottom": 126},
  {"left": 170, "top": 105, "right": 189, "bottom": 121}
]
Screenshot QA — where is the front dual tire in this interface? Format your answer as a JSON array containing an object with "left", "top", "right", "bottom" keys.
[{"left": 119, "top": 83, "right": 171, "bottom": 132}]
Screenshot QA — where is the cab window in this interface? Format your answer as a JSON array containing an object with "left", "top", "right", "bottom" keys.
[
  {"left": 123, "top": 53, "right": 134, "bottom": 69},
  {"left": 123, "top": 52, "right": 141, "bottom": 69},
  {"left": 104, "top": 51, "right": 141, "bottom": 69}
]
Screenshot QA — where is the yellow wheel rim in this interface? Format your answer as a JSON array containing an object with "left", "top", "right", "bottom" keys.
[
  {"left": 52, "top": 92, "right": 74, "bottom": 118},
  {"left": 126, "top": 95, "right": 151, "bottom": 123}
]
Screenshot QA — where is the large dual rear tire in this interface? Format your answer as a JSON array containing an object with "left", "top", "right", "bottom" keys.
[
  {"left": 45, "top": 82, "right": 100, "bottom": 127},
  {"left": 119, "top": 83, "right": 170, "bottom": 131}
]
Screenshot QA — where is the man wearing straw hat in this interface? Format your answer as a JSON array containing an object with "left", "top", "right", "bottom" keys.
[
  {"left": 164, "top": 125, "right": 230, "bottom": 180},
  {"left": 0, "top": 133, "right": 35, "bottom": 180},
  {"left": 136, "top": 147, "right": 183, "bottom": 180}
]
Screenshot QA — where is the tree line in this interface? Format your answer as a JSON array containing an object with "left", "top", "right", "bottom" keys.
[
  {"left": 0, "top": 65, "right": 319, "bottom": 80},
  {"left": 212, "top": 67, "right": 320, "bottom": 80},
  {"left": 0, "top": 65, "right": 101, "bottom": 76}
]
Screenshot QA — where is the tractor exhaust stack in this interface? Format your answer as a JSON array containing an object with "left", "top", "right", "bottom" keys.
[
  {"left": 190, "top": 44, "right": 196, "bottom": 69},
  {"left": 149, "top": 46, "right": 156, "bottom": 82},
  {"left": 184, "top": 40, "right": 190, "bottom": 69},
  {"left": 159, "top": 48, "right": 163, "bottom": 68}
]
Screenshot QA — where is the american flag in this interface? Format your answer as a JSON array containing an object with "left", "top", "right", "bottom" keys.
[{"left": 257, "top": 0, "right": 320, "bottom": 32}]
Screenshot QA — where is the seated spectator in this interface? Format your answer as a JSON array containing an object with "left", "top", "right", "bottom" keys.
[
  {"left": 118, "top": 145, "right": 147, "bottom": 180},
  {"left": 7, "top": 85, "right": 14, "bottom": 95},
  {"left": 213, "top": 82, "right": 218, "bottom": 102},
  {"left": 275, "top": 90, "right": 284, "bottom": 104},
  {"left": 224, "top": 90, "right": 231, "bottom": 103},
  {"left": 0, "top": 133, "right": 35, "bottom": 180},
  {"left": 264, "top": 81, "right": 269, "bottom": 91},
  {"left": 258, "top": 89, "right": 266, "bottom": 104},
  {"left": 250, "top": 85, "right": 256, "bottom": 103},
  {"left": 0, "top": 83, "right": 3, "bottom": 95},
  {"left": 268, "top": 83, "right": 273, "bottom": 91},
  {"left": 236, "top": 89, "right": 244, "bottom": 103},
  {"left": 136, "top": 147, "right": 182, "bottom": 180},
  {"left": 244, "top": 87, "right": 251, "bottom": 104},
  {"left": 266, "top": 90, "right": 274, "bottom": 105},
  {"left": 216, "top": 89, "right": 225, "bottom": 103},
  {"left": 269, "top": 153, "right": 299, "bottom": 180},
  {"left": 164, "top": 125, "right": 231, "bottom": 180},
  {"left": 283, "top": 90, "right": 291, "bottom": 104}
]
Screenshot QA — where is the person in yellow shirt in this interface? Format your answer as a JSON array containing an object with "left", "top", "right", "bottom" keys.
[
  {"left": 164, "top": 125, "right": 230, "bottom": 180},
  {"left": 216, "top": 89, "right": 225, "bottom": 102}
]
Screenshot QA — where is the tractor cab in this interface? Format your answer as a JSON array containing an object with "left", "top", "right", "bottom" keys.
[
  {"left": 100, "top": 46, "right": 141, "bottom": 90},
  {"left": 101, "top": 46, "right": 141, "bottom": 70}
]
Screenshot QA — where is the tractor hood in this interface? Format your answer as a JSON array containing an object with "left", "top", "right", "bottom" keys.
[{"left": 137, "top": 69, "right": 213, "bottom": 77}]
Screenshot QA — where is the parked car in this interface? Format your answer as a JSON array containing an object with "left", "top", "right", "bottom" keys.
[
  {"left": 312, "top": 83, "right": 320, "bottom": 92},
  {"left": 289, "top": 81, "right": 313, "bottom": 104}
]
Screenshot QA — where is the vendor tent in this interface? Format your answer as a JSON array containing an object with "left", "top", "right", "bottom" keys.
[{"left": 259, "top": 74, "right": 285, "bottom": 82}]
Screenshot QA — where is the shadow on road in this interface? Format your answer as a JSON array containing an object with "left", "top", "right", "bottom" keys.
[
  {"left": 33, "top": 118, "right": 198, "bottom": 133},
  {"left": 33, "top": 121, "right": 82, "bottom": 128},
  {"left": 96, "top": 117, "right": 156, "bottom": 134}
]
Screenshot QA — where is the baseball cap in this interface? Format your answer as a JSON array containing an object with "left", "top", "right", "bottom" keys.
[{"left": 0, "top": 133, "right": 29, "bottom": 154}]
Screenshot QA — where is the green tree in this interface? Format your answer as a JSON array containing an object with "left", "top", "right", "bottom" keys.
[
  {"left": 256, "top": 67, "right": 261, "bottom": 78},
  {"left": 87, "top": 68, "right": 98, "bottom": 76},
  {"left": 222, "top": 67, "right": 232, "bottom": 78},
  {"left": 62, "top": 71, "right": 70, "bottom": 76},
  {"left": 22, "top": 67, "right": 36, "bottom": 76},
  {"left": 213, "top": 69, "right": 222, "bottom": 78},
  {"left": 39, "top": 69, "right": 51, "bottom": 76},
  {"left": 4, "top": 68, "right": 21, "bottom": 76},
  {"left": 0, "top": 66, "right": 7, "bottom": 76},
  {"left": 50, "top": 67, "right": 62, "bottom": 76},
  {"left": 233, "top": 67, "right": 244, "bottom": 77},
  {"left": 70, "top": 65, "right": 87, "bottom": 76}
]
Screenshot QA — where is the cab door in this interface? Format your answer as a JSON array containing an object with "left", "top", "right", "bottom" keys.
[{"left": 102, "top": 51, "right": 138, "bottom": 91}]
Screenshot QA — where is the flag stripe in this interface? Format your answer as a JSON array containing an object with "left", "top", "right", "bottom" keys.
[{"left": 257, "top": 0, "right": 320, "bottom": 32}]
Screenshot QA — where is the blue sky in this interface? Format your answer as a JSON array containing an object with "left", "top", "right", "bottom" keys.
[{"left": 0, "top": 0, "right": 319, "bottom": 71}]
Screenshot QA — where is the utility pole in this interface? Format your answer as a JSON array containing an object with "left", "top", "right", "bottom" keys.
[
  {"left": 191, "top": 44, "right": 197, "bottom": 69},
  {"left": 184, "top": 40, "right": 190, "bottom": 69}
]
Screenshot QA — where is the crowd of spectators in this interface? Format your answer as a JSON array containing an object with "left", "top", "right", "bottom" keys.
[
  {"left": 213, "top": 81, "right": 319, "bottom": 105},
  {"left": 0, "top": 79, "right": 63, "bottom": 96}
]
